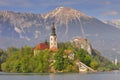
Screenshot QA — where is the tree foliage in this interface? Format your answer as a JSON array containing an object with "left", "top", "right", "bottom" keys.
[
  {"left": 0, "top": 49, "right": 7, "bottom": 71},
  {"left": 1, "top": 46, "right": 51, "bottom": 73},
  {"left": 0, "top": 42, "right": 119, "bottom": 72}
]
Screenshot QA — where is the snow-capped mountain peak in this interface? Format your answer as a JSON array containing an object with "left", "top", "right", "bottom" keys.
[{"left": 43, "top": 7, "right": 92, "bottom": 25}]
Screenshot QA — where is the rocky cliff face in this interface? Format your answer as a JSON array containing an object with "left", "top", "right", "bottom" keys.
[
  {"left": 72, "top": 37, "right": 92, "bottom": 55},
  {"left": 0, "top": 7, "right": 120, "bottom": 61}
]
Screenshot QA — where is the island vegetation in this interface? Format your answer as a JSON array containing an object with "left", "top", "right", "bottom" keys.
[{"left": 0, "top": 42, "right": 120, "bottom": 73}]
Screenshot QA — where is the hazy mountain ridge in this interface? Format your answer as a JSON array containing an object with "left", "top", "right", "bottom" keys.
[
  {"left": 104, "top": 19, "right": 120, "bottom": 29},
  {"left": 0, "top": 7, "right": 120, "bottom": 61},
  {"left": 0, "top": 10, "right": 45, "bottom": 40}
]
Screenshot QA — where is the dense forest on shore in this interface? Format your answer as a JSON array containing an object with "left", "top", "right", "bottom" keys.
[{"left": 0, "top": 42, "right": 120, "bottom": 73}]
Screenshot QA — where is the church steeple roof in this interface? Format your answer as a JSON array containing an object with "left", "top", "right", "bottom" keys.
[{"left": 51, "top": 23, "right": 56, "bottom": 36}]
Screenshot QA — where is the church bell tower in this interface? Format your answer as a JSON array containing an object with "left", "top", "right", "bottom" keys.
[{"left": 50, "top": 23, "right": 58, "bottom": 49}]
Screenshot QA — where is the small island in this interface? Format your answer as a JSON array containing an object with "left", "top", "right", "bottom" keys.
[{"left": 0, "top": 23, "right": 120, "bottom": 73}]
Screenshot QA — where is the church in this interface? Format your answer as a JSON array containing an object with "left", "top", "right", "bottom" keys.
[
  {"left": 49, "top": 23, "right": 58, "bottom": 49},
  {"left": 34, "top": 23, "right": 92, "bottom": 56},
  {"left": 34, "top": 23, "right": 58, "bottom": 56}
]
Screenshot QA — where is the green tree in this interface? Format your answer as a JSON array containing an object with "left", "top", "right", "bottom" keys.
[
  {"left": 6, "top": 47, "right": 18, "bottom": 57},
  {"left": 75, "top": 49, "right": 86, "bottom": 62},
  {"left": 90, "top": 61, "right": 99, "bottom": 70},
  {"left": 0, "top": 49, "right": 7, "bottom": 70},
  {"left": 54, "top": 48, "right": 65, "bottom": 71},
  {"left": 83, "top": 54, "right": 92, "bottom": 66}
]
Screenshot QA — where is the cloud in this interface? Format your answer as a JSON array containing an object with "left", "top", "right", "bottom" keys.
[
  {"left": 0, "top": 0, "right": 33, "bottom": 8},
  {"left": 102, "top": 1, "right": 111, "bottom": 5},
  {"left": 37, "top": 0, "right": 89, "bottom": 7},
  {"left": 61, "top": 0, "right": 84, "bottom": 6},
  {"left": 61, "top": 0, "right": 90, "bottom": 6},
  {"left": 103, "top": 11, "right": 119, "bottom": 16},
  {"left": 0, "top": 0, "right": 10, "bottom": 6}
]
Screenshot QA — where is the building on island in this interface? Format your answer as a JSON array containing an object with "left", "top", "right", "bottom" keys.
[
  {"left": 33, "top": 23, "right": 95, "bottom": 72},
  {"left": 49, "top": 23, "right": 58, "bottom": 50},
  {"left": 34, "top": 23, "right": 58, "bottom": 55},
  {"left": 34, "top": 42, "right": 49, "bottom": 56},
  {"left": 64, "top": 50, "right": 75, "bottom": 60},
  {"left": 76, "top": 60, "right": 95, "bottom": 72}
]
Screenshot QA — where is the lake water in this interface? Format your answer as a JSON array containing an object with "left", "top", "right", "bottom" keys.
[{"left": 0, "top": 71, "right": 120, "bottom": 80}]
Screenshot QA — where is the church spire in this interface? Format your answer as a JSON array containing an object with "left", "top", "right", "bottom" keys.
[
  {"left": 50, "top": 23, "right": 58, "bottom": 49},
  {"left": 51, "top": 23, "right": 56, "bottom": 36}
]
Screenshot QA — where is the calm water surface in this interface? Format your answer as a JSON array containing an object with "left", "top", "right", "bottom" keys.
[{"left": 0, "top": 71, "right": 120, "bottom": 80}]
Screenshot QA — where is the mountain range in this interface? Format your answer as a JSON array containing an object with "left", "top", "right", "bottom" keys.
[
  {"left": 0, "top": 7, "right": 120, "bottom": 61},
  {"left": 104, "top": 19, "right": 120, "bottom": 29}
]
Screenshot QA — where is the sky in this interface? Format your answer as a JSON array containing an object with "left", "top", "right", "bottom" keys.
[{"left": 0, "top": 0, "right": 119, "bottom": 20}]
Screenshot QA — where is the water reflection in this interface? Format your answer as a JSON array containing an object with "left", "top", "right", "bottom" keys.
[
  {"left": 0, "top": 71, "right": 120, "bottom": 80},
  {"left": 49, "top": 74, "right": 55, "bottom": 80}
]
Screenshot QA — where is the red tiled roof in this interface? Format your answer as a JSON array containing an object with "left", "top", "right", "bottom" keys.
[
  {"left": 34, "top": 43, "right": 49, "bottom": 50},
  {"left": 50, "top": 47, "right": 59, "bottom": 52},
  {"left": 64, "top": 50, "right": 73, "bottom": 54}
]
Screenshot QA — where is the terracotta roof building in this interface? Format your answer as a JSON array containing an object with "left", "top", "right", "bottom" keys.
[
  {"left": 34, "top": 23, "right": 58, "bottom": 56},
  {"left": 34, "top": 42, "right": 49, "bottom": 56}
]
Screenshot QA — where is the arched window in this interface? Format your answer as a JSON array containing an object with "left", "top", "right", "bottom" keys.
[{"left": 54, "top": 37, "right": 56, "bottom": 41}]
